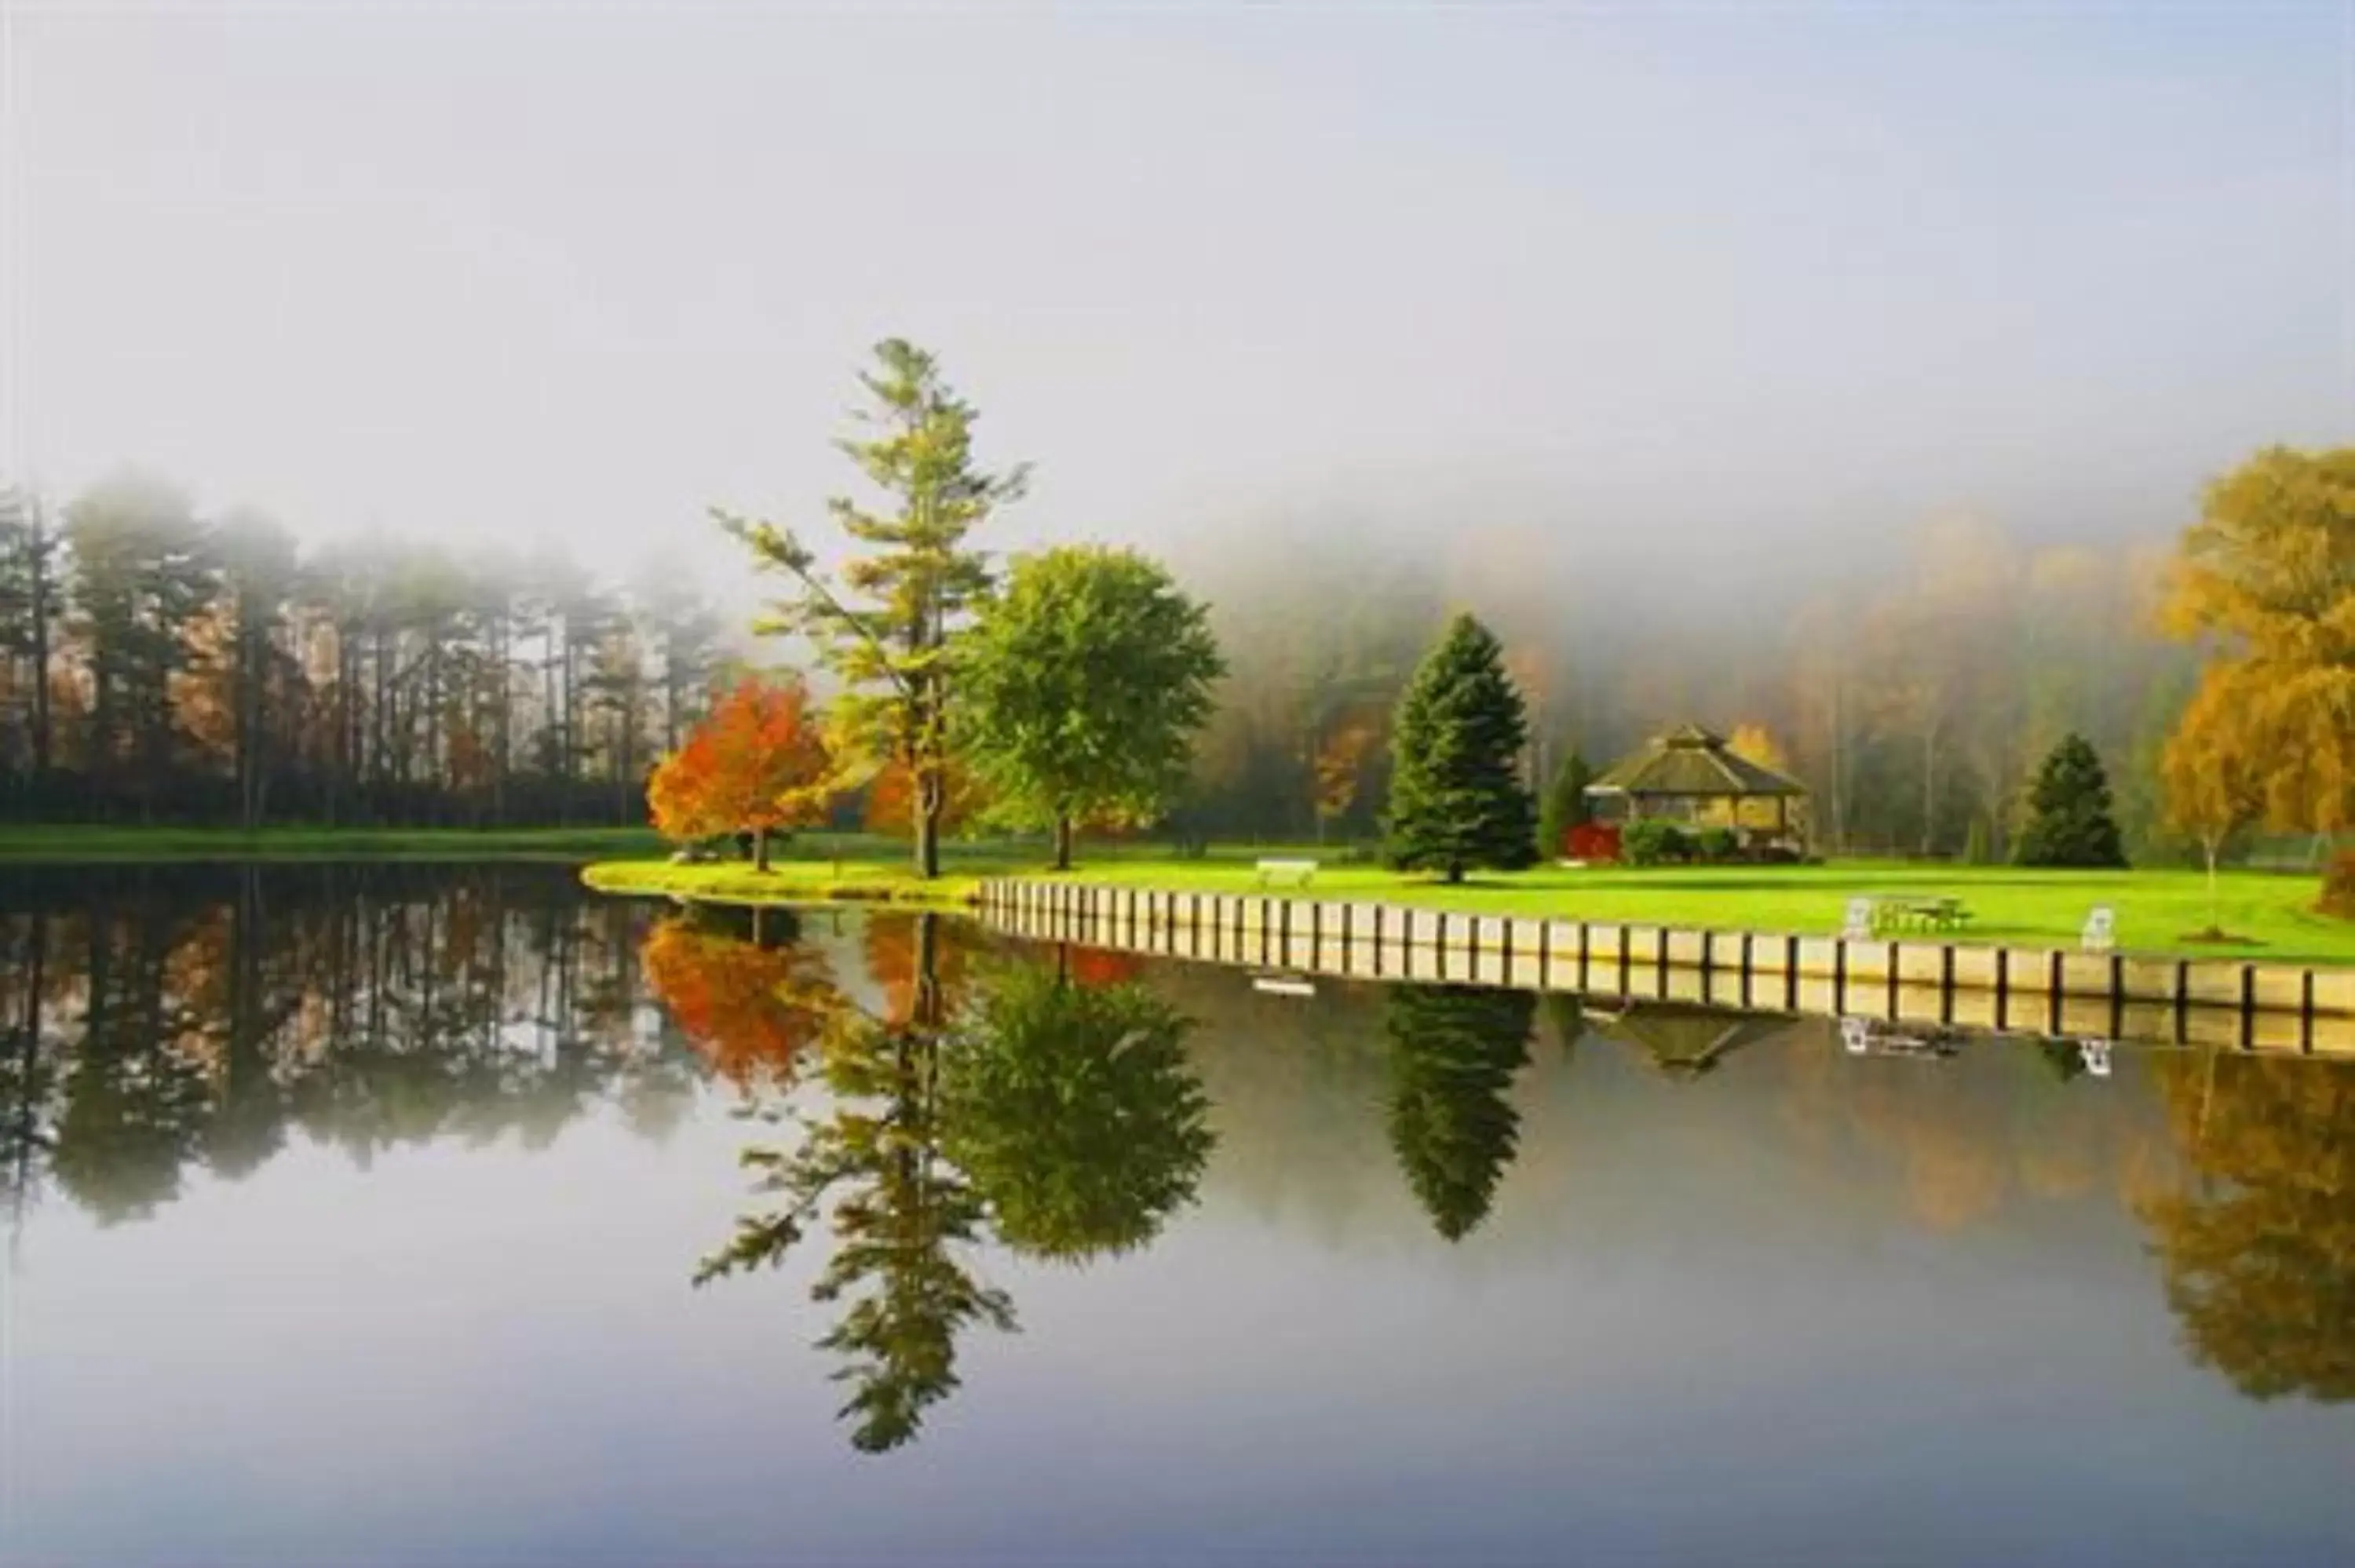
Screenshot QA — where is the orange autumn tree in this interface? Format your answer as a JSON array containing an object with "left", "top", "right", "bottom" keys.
[{"left": 647, "top": 674, "right": 833, "bottom": 870}]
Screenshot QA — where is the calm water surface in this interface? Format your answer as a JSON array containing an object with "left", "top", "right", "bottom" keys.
[{"left": 2, "top": 863, "right": 2351, "bottom": 1566}]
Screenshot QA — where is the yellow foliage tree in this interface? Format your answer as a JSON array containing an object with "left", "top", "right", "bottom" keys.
[
  {"left": 1725, "top": 722, "right": 1788, "bottom": 773},
  {"left": 2162, "top": 446, "right": 2355, "bottom": 837},
  {"left": 2163, "top": 673, "right": 2269, "bottom": 935}
]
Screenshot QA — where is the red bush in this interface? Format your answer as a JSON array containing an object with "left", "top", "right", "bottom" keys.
[{"left": 1566, "top": 822, "right": 1622, "bottom": 863}]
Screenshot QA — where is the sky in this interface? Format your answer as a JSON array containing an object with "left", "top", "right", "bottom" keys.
[{"left": 3, "top": 1, "right": 2351, "bottom": 598}]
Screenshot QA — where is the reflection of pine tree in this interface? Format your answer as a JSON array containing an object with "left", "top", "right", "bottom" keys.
[
  {"left": 942, "top": 961, "right": 1214, "bottom": 1263},
  {"left": 699, "top": 914, "right": 1015, "bottom": 1454},
  {"left": 2142, "top": 1053, "right": 2355, "bottom": 1402},
  {"left": 1383, "top": 983, "right": 1534, "bottom": 1241}
]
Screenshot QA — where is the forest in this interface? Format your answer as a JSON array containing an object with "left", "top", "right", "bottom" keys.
[
  {"left": 0, "top": 474, "right": 730, "bottom": 828},
  {"left": 0, "top": 469, "right": 2210, "bottom": 861}
]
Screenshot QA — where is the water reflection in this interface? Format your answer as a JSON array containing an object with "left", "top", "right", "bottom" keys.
[
  {"left": 690, "top": 913, "right": 1215, "bottom": 1451},
  {"left": 1382, "top": 983, "right": 1532, "bottom": 1240},
  {"left": 0, "top": 863, "right": 687, "bottom": 1233},
  {"left": 2141, "top": 1052, "right": 2355, "bottom": 1403},
  {"left": 5, "top": 862, "right": 2355, "bottom": 1485}
]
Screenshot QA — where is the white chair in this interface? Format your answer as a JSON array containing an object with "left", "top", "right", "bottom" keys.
[
  {"left": 1841, "top": 1016, "right": 1872, "bottom": 1055},
  {"left": 2081, "top": 906, "right": 2116, "bottom": 954},
  {"left": 2079, "top": 1039, "right": 2112, "bottom": 1078},
  {"left": 1842, "top": 897, "right": 1875, "bottom": 941}
]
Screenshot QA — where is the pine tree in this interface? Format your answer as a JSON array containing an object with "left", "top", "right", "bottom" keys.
[
  {"left": 1535, "top": 748, "right": 1593, "bottom": 861},
  {"left": 2014, "top": 732, "right": 2128, "bottom": 868},
  {"left": 717, "top": 340, "right": 1026, "bottom": 881},
  {"left": 1384, "top": 613, "right": 1538, "bottom": 882}
]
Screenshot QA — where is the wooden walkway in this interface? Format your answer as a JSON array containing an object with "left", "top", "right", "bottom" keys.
[{"left": 974, "top": 879, "right": 2355, "bottom": 1057}]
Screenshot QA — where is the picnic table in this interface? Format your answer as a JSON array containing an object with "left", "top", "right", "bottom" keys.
[{"left": 1847, "top": 893, "right": 1973, "bottom": 935}]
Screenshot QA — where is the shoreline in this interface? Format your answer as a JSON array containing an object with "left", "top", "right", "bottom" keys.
[{"left": 581, "top": 855, "right": 2355, "bottom": 966}]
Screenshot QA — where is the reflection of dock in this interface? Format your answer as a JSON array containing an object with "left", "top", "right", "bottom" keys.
[{"left": 976, "top": 881, "right": 2354, "bottom": 1056}]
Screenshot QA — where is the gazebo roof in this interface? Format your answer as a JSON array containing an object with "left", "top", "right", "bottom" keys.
[{"left": 1586, "top": 724, "right": 1808, "bottom": 798}]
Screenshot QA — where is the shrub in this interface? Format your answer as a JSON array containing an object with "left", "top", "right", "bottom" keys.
[
  {"left": 1693, "top": 826, "right": 1740, "bottom": 862},
  {"left": 1622, "top": 819, "right": 1689, "bottom": 866},
  {"left": 1566, "top": 822, "right": 1621, "bottom": 862},
  {"left": 2320, "top": 852, "right": 2355, "bottom": 920}
]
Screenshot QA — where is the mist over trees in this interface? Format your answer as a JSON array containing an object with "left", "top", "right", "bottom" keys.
[
  {"left": 1180, "top": 510, "right": 2199, "bottom": 861},
  {"left": 0, "top": 458, "right": 2229, "bottom": 864},
  {"left": 0, "top": 474, "right": 731, "bottom": 827}
]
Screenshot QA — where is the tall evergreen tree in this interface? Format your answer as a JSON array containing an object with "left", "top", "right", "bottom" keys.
[
  {"left": 1384, "top": 613, "right": 1538, "bottom": 882},
  {"left": 718, "top": 340, "right": 1027, "bottom": 880},
  {"left": 2014, "top": 732, "right": 2128, "bottom": 868}
]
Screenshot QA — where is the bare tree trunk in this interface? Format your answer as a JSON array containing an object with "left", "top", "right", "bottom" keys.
[
  {"left": 1919, "top": 722, "right": 1938, "bottom": 857},
  {"left": 1053, "top": 813, "right": 1073, "bottom": 871},
  {"left": 915, "top": 771, "right": 943, "bottom": 880}
]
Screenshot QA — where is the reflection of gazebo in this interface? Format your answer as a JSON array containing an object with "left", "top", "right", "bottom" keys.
[
  {"left": 1585, "top": 724, "right": 1809, "bottom": 848},
  {"left": 1597, "top": 1005, "right": 1792, "bottom": 1081}
]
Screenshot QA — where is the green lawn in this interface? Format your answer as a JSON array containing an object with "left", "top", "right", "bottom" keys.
[
  {"left": 0, "top": 824, "right": 668, "bottom": 862},
  {"left": 587, "top": 847, "right": 2355, "bottom": 965}
]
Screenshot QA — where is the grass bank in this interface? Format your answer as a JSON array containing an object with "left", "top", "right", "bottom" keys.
[
  {"left": 590, "top": 848, "right": 2355, "bottom": 964},
  {"left": 0, "top": 825, "right": 666, "bottom": 862},
  {"left": 582, "top": 857, "right": 988, "bottom": 908}
]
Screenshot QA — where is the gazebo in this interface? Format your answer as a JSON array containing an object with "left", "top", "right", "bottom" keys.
[{"left": 1583, "top": 724, "right": 1809, "bottom": 850}]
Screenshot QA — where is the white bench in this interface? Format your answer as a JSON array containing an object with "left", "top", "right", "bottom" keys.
[{"left": 1254, "top": 858, "right": 1317, "bottom": 889}]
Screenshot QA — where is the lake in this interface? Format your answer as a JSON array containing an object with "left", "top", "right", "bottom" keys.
[{"left": 2, "top": 862, "right": 2352, "bottom": 1566}]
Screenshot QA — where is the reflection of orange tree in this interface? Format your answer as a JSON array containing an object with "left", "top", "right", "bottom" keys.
[
  {"left": 2141, "top": 1052, "right": 2355, "bottom": 1402},
  {"left": 641, "top": 914, "right": 838, "bottom": 1090}
]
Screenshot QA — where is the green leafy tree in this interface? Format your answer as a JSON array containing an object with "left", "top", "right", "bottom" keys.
[
  {"left": 940, "top": 960, "right": 1214, "bottom": 1260},
  {"left": 1535, "top": 747, "right": 1593, "bottom": 860},
  {"left": 1383, "top": 983, "right": 1534, "bottom": 1241},
  {"left": 959, "top": 546, "right": 1225, "bottom": 869},
  {"left": 2013, "top": 732, "right": 2127, "bottom": 868},
  {"left": 717, "top": 341, "right": 1027, "bottom": 880},
  {"left": 1385, "top": 614, "right": 1538, "bottom": 881}
]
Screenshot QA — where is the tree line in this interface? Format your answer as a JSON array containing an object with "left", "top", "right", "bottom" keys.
[{"left": 0, "top": 476, "right": 731, "bottom": 827}]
